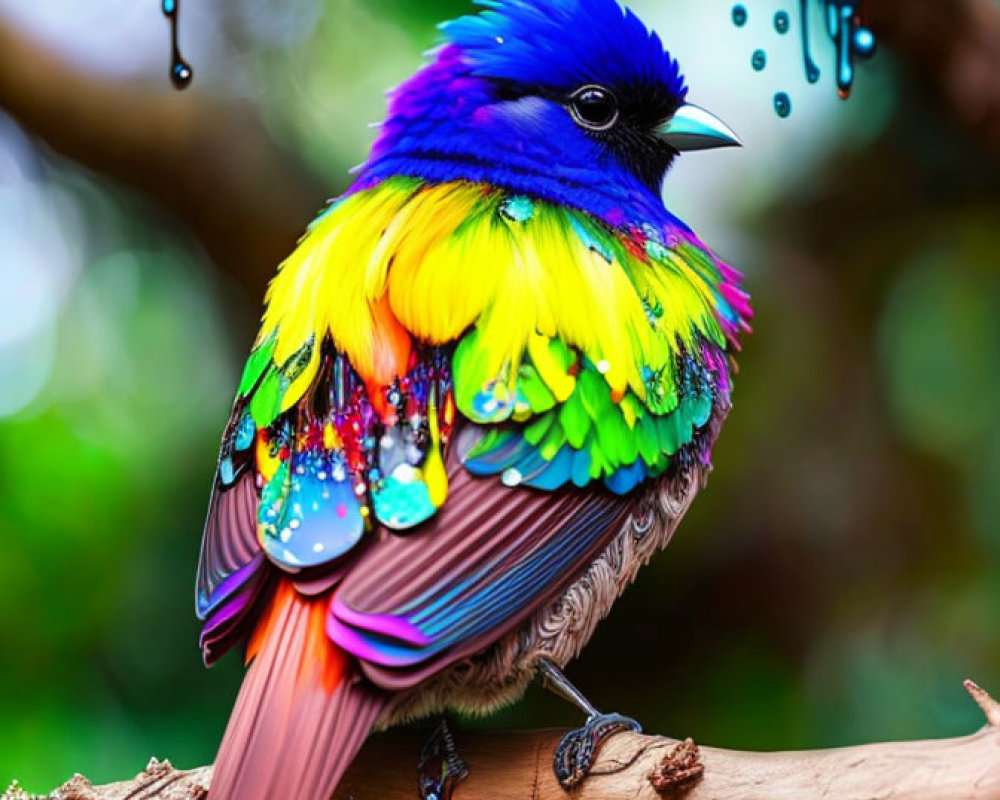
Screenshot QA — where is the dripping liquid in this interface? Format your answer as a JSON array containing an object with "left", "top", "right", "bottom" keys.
[
  {"left": 797, "top": 0, "right": 822, "bottom": 83},
  {"left": 817, "top": 0, "right": 875, "bottom": 98},
  {"left": 163, "top": 0, "right": 193, "bottom": 89}
]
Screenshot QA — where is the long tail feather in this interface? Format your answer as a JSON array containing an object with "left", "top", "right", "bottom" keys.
[{"left": 210, "top": 581, "right": 386, "bottom": 800}]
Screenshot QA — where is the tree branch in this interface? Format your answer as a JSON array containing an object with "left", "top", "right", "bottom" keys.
[{"left": 12, "top": 680, "right": 998, "bottom": 800}]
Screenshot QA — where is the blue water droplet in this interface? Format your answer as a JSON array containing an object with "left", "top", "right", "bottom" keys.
[
  {"left": 500, "top": 195, "right": 535, "bottom": 223},
  {"left": 172, "top": 61, "right": 193, "bottom": 88},
  {"left": 853, "top": 27, "right": 876, "bottom": 58},
  {"left": 798, "top": 0, "right": 822, "bottom": 84},
  {"left": 825, "top": 0, "right": 879, "bottom": 97},
  {"left": 162, "top": 0, "right": 193, "bottom": 90},
  {"left": 773, "top": 92, "right": 792, "bottom": 118},
  {"left": 774, "top": 10, "right": 791, "bottom": 33},
  {"left": 732, "top": 4, "right": 748, "bottom": 27},
  {"left": 751, "top": 49, "right": 767, "bottom": 71}
]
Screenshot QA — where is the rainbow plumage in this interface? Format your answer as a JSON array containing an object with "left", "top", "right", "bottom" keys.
[{"left": 198, "top": 2, "right": 751, "bottom": 799}]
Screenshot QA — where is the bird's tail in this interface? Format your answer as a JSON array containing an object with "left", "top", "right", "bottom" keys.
[{"left": 209, "top": 580, "right": 386, "bottom": 800}]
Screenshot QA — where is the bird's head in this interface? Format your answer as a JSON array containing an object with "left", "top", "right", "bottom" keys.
[{"left": 357, "top": 0, "right": 740, "bottom": 225}]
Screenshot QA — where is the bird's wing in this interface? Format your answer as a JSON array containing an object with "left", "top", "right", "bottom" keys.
[
  {"left": 196, "top": 472, "right": 270, "bottom": 664},
  {"left": 196, "top": 177, "right": 750, "bottom": 667},
  {"left": 328, "top": 427, "right": 632, "bottom": 686}
]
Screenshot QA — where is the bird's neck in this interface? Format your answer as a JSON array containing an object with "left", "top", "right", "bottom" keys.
[{"left": 352, "top": 45, "right": 681, "bottom": 231}]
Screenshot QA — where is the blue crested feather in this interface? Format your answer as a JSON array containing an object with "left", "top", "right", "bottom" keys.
[
  {"left": 357, "top": 0, "right": 695, "bottom": 226},
  {"left": 441, "top": 0, "right": 687, "bottom": 97}
]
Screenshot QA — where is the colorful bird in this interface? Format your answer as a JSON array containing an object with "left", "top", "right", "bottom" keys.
[{"left": 196, "top": 1, "right": 751, "bottom": 798}]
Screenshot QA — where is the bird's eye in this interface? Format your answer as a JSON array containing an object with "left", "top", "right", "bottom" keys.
[{"left": 568, "top": 85, "right": 619, "bottom": 131}]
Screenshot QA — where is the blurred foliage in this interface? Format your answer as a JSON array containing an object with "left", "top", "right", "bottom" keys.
[
  {"left": 0, "top": 169, "right": 244, "bottom": 786},
  {"left": 1, "top": 0, "right": 999, "bottom": 793}
]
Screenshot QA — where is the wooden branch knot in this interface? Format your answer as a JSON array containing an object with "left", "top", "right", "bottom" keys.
[
  {"left": 48, "top": 773, "right": 95, "bottom": 800},
  {"left": 647, "top": 738, "right": 704, "bottom": 796},
  {"left": 965, "top": 680, "right": 1000, "bottom": 728},
  {"left": 48, "top": 759, "right": 209, "bottom": 800}
]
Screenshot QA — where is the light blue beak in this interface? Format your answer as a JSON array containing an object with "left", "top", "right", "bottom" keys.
[{"left": 657, "top": 103, "right": 742, "bottom": 152}]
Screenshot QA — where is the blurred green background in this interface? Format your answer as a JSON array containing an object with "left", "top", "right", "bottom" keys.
[{"left": 1, "top": 0, "right": 999, "bottom": 792}]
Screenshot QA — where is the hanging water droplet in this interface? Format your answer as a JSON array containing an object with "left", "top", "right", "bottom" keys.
[
  {"left": 162, "top": 0, "right": 193, "bottom": 89},
  {"left": 833, "top": 2, "right": 855, "bottom": 96},
  {"left": 853, "top": 27, "right": 876, "bottom": 58},
  {"left": 773, "top": 92, "right": 792, "bottom": 118},
  {"left": 172, "top": 62, "right": 192, "bottom": 88},
  {"left": 824, "top": 1, "right": 877, "bottom": 98},
  {"left": 736, "top": 0, "right": 875, "bottom": 101},
  {"left": 798, "top": 0, "right": 822, "bottom": 83}
]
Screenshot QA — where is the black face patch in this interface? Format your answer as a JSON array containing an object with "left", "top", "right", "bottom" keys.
[
  {"left": 492, "top": 78, "right": 685, "bottom": 192},
  {"left": 587, "top": 81, "right": 685, "bottom": 190}
]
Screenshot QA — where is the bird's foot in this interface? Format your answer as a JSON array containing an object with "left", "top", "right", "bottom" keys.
[
  {"left": 536, "top": 658, "right": 642, "bottom": 789},
  {"left": 554, "top": 712, "right": 643, "bottom": 790},
  {"left": 417, "top": 718, "right": 469, "bottom": 800}
]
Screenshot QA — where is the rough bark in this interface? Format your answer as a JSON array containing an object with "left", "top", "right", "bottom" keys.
[{"left": 2, "top": 680, "right": 995, "bottom": 800}]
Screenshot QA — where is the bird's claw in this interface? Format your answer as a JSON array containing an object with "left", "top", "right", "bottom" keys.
[
  {"left": 553, "top": 712, "right": 642, "bottom": 789},
  {"left": 418, "top": 718, "right": 469, "bottom": 800}
]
